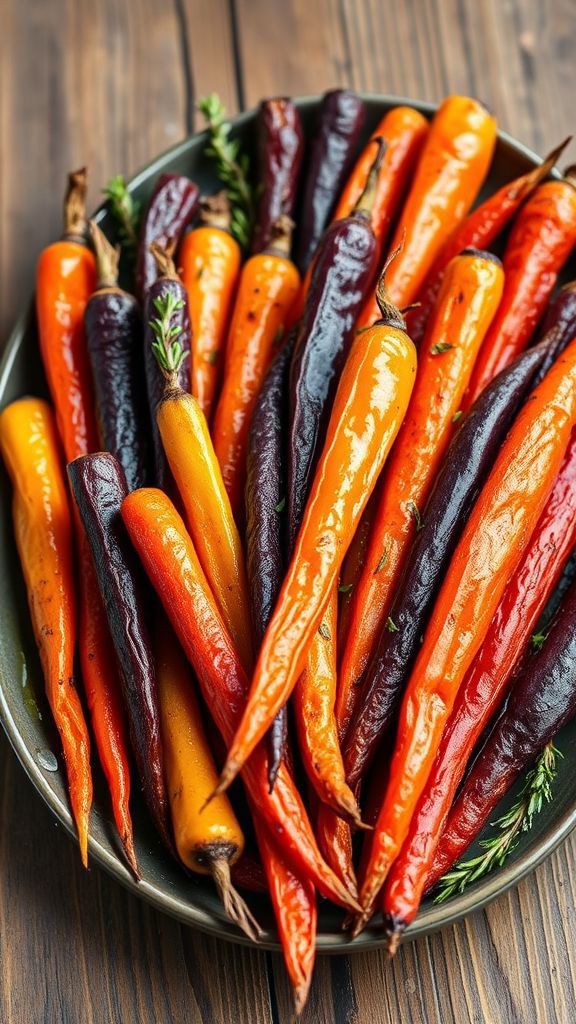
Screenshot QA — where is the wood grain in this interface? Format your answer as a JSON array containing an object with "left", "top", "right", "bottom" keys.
[{"left": 2, "top": 1, "right": 576, "bottom": 1022}]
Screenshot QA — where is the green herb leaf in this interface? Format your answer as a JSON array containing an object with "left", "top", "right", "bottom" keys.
[
  {"left": 274, "top": 497, "right": 286, "bottom": 513},
  {"left": 374, "top": 550, "right": 388, "bottom": 575},
  {"left": 102, "top": 175, "right": 141, "bottom": 254},
  {"left": 318, "top": 623, "right": 331, "bottom": 641},
  {"left": 148, "top": 292, "right": 189, "bottom": 376},
  {"left": 407, "top": 499, "right": 424, "bottom": 532},
  {"left": 198, "top": 94, "right": 254, "bottom": 249},
  {"left": 452, "top": 410, "right": 463, "bottom": 424},
  {"left": 338, "top": 582, "right": 354, "bottom": 594},
  {"left": 434, "top": 742, "right": 562, "bottom": 903},
  {"left": 385, "top": 617, "right": 399, "bottom": 633},
  {"left": 530, "top": 632, "right": 548, "bottom": 651},
  {"left": 430, "top": 341, "right": 454, "bottom": 356}
]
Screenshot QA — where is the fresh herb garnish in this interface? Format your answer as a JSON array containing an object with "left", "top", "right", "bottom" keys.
[
  {"left": 434, "top": 742, "right": 562, "bottom": 903},
  {"left": 431, "top": 341, "right": 454, "bottom": 356},
  {"left": 530, "top": 632, "right": 548, "bottom": 651},
  {"left": 102, "top": 175, "right": 141, "bottom": 254},
  {"left": 318, "top": 622, "right": 331, "bottom": 641},
  {"left": 452, "top": 410, "right": 463, "bottom": 424},
  {"left": 374, "top": 550, "right": 388, "bottom": 575},
  {"left": 338, "top": 582, "right": 354, "bottom": 594},
  {"left": 149, "top": 292, "right": 188, "bottom": 376},
  {"left": 197, "top": 94, "right": 254, "bottom": 249},
  {"left": 407, "top": 499, "right": 424, "bottom": 532},
  {"left": 386, "top": 617, "right": 399, "bottom": 633},
  {"left": 274, "top": 497, "right": 286, "bottom": 513}
]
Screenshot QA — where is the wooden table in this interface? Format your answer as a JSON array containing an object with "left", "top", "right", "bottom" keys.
[{"left": 2, "top": 2, "right": 576, "bottom": 1021}]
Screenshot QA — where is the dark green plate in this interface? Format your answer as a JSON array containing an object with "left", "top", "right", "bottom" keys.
[{"left": 1, "top": 96, "right": 575, "bottom": 953}]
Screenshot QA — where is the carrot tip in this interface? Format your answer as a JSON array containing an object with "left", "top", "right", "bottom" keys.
[
  {"left": 210, "top": 758, "right": 240, "bottom": 801},
  {"left": 293, "top": 978, "right": 313, "bottom": 1018},
  {"left": 385, "top": 924, "right": 405, "bottom": 958}
]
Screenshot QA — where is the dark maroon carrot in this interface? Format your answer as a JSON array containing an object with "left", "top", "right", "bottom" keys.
[
  {"left": 143, "top": 244, "right": 191, "bottom": 490},
  {"left": 67, "top": 452, "right": 171, "bottom": 848},
  {"left": 251, "top": 98, "right": 304, "bottom": 255},
  {"left": 343, "top": 341, "right": 550, "bottom": 788},
  {"left": 85, "top": 221, "right": 149, "bottom": 492},
  {"left": 287, "top": 141, "right": 384, "bottom": 547},
  {"left": 245, "top": 334, "right": 294, "bottom": 790},
  {"left": 136, "top": 172, "right": 199, "bottom": 299},
  {"left": 427, "top": 574, "right": 576, "bottom": 893},
  {"left": 532, "top": 280, "right": 576, "bottom": 381},
  {"left": 295, "top": 89, "right": 366, "bottom": 273}
]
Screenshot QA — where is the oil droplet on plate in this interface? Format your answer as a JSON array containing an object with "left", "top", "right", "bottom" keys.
[{"left": 36, "top": 749, "right": 58, "bottom": 772}]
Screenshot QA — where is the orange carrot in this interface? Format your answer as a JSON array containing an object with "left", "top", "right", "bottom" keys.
[
  {"left": 178, "top": 193, "right": 241, "bottom": 423},
  {"left": 0, "top": 398, "right": 92, "bottom": 865}
]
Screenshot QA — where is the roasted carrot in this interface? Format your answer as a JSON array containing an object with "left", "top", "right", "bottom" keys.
[
  {"left": 216, "top": 267, "right": 416, "bottom": 792},
  {"left": 36, "top": 169, "right": 136, "bottom": 872},
  {"left": 293, "top": 586, "right": 362, "bottom": 825},
  {"left": 254, "top": 820, "right": 316, "bottom": 1016},
  {"left": 121, "top": 488, "right": 359, "bottom": 911},
  {"left": 315, "top": 803, "right": 357, "bottom": 895},
  {"left": 357, "top": 96, "right": 497, "bottom": 326},
  {"left": 332, "top": 106, "right": 428, "bottom": 248},
  {"left": 464, "top": 172, "right": 576, "bottom": 407},
  {"left": 150, "top": 294, "right": 253, "bottom": 672},
  {"left": 383, "top": 426, "right": 576, "bottom": 942},
  {"left": 340, "top": 250, "right": 504, "bottom": 747},
  {"left": 353, "top": 335, "right": 576, "bottom": 932},
  {"left": 36, "top": 168, "right": 98, "bottom": 457},
  {"left": 212, "top": 216, "right": 301, "bottom": 519},
  {"left": 0, "top": 399, "right": 92, "bottom": 865},
  {"left": 178, "top": 193, "right": 241, "bottom": 423},
  {"left": 406, "top": 140, "right": 569, "bottom": 345},
  {"left": 155, "top": 616, "right": 261, "bottom": 940},
  {"left": 336, "top": 489, "right": 379, "bottom": 662}
]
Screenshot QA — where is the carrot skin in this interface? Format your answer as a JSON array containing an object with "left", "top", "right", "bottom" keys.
[
  {"left": 220, "top": 316, "right": 417, "bottom": 787},
  {"left": 0, "top": 399, "right": 92, "bottom": 866},
  {"left": 136, "top": 173, "right": 199, "bottom": 299},
  {"left": 340, "top": 250, "right": 504, "bottom": 742},
  {"left": 245, "top": 337, "right": 294, "bottom": 787},
  {"left": 355, "top": 334, "right": 576, "bottom": 927},
  {"left": 67, "top": 454, "right": 171, "bottom": 849},
  {"left": 343, "top": 340, "right": 546, "bottom": 787},
  {"left": 464, "top": 179, "right": 576, "bottom": 406},
  {"left": 121, "top": 488, "right": 360, "bottom": 911},
  {"left": 358, "top": 95, "right": 497, "bottom": 321},
  {"left": 427, "top": 575, "right": 576, "bottom": 889},
  {"left": 85, "top": 287, "right": 149, "bottom": 492},
  {"left": 384, "top": 425, "right": 576, "bottom": 929},
  {"left": 295, "top": 89, "right": 365, "bottom": 273},
  {"left": 251, "top": 98, "right": 303, "bottom": 255},
  {"left": 288, "top": 210, "right": 379, "bottom": 546}
]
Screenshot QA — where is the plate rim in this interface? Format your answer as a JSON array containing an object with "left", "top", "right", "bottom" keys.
[{"left": 1, "top": 92, "right": 574, "bottom": 954}]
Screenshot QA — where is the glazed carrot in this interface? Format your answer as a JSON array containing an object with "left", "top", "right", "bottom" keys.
[
  {"left": 332, "top": 106, "right": 428, "bottom": 247},
  {"left": 216, "top": 268, "right": 417, "bottom": 792},
  {"left": 336, "top": 489, "right": 379, "bottom": 662},
  {"left": 464, "top": 172, "right": 576, "bottom": 407},
  {"left": 150, "top": 294, "right": 253, "bottom": 671},
  {"left": 0, "top": 399, "right": 92, "bottom": 865},
  {"left": 178, "top": 193, "right": 242, "bottom": 423},
  {"left": 36, "top": 169, "right": 136, "bottom": 873},
  {"left": 254, "top": 820, "right": 316, "bottom": 1016},
  {"left": 155, "top": 617, "right": 261, "bottom": 941},
  {"left": 339, "top": 250, "right": 504, "bottom": 746},
  {"left": 353, "top": 335, "right": 576, "bottom": 932},
  {"left": 315, "top": 804, "right": 357, "bottom": 896},
  {"left": 36, "top": 168, "right": 98, "bottom": 457},
  {"left": 406, "top": 140, "right": 569, "bottom": 345},
  {"left": 212, "top": 216, "right": 301, "bottom": 518},
  {"left": 121, "top": 488, "right": 359, "bottom": 911},
  {"left": 383, "top": 426, "right": 576, "bottom": 943},
  {"left": 357, "top": 96, "right": 497, "bottom": 326},
  {"left": 293, "top": 586, "right": 362, "bottom": 825}
]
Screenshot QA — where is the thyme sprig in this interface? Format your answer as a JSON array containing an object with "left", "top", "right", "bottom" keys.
[
  {"left": 434, "top": 742, "right": 562, "bottom": 903},
  {"left": 149, "top": 292, "right": 188, "bottom": 377},
  {"left": 197, "top": 94, "right": 253, "bottom": 249},
  {"left": 102, "top": 175, "right": 141, "bottom": 253}
]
